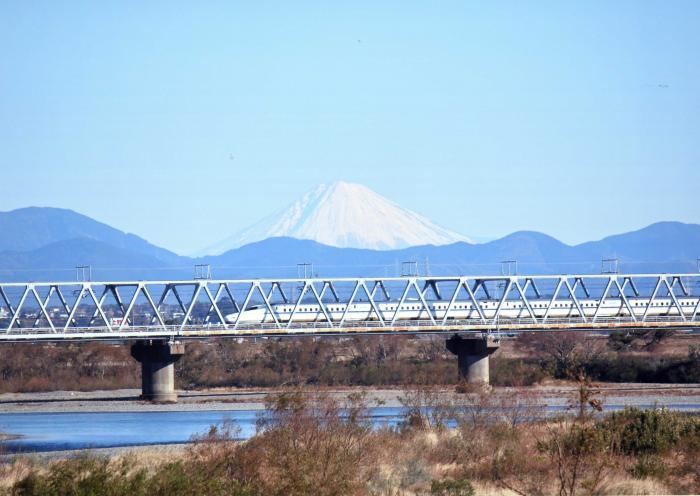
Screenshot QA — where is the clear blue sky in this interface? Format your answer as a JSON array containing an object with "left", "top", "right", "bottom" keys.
[{"left": 1, "top": 1, "right": 698, "bottom": 255}]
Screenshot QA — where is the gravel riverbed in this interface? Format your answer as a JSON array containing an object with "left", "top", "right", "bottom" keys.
[{"left": 1, "top": 384, "right": 699, "bottom": 414}]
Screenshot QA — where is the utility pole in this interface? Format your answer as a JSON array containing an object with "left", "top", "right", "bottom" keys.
[
  {"left": 401, "top": 261, "right": 418, "bottom": 277},
  {"left": 500, "top": 260, "right": 517, "bottom": 276},
  {"left": 76, "top": 265, "right": 91, "bottom": 282},
  {"left": 194, "top": 264, "right": 211, "bottom": 280},
  {"left": 601, "top": 258, "right": 619, "bottom": 274}
]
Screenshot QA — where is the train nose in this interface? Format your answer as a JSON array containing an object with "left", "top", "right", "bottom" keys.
[{"left": 224, "top": 313, "right": 239, "bottom": 324}]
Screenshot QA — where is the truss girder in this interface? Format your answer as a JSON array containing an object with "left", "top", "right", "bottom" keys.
[
  {"left": 0, "top": 273, "right": 698, "bottom": 340},
  {"left": 319, "top": 281, "right": 340, "bottom": 303}
]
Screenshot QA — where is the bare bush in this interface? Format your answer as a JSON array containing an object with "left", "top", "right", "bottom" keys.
[
  {"left": 538, "top": 419, "right": 618, "bottom": 496},
  {"left": 518, "top": 332, "right": 604, "bottom": 379},
  {"left": 398, "top": 386, "right": 453, "bottom": 430},
  {"left": 248, "top": 389, "right": 378, "bottom": 496}
]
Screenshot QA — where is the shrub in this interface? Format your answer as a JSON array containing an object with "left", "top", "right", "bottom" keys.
[
  {"left": 490, "top": 357, "right": 546, "bottom": 386},
  {"left": 11, "top": 392, "right": 379, "bottom": 496},
  {"left": 11, "top": 455, "right": 148, "bottom": 496},
  {"left": 248, "top": 390, "right": 378, "bottom": 496},
  {"left": 430, "top": 478, "right": 475, "bottom": 496},
  {"left": 629, "top": 455, "right": 668, "bottom": 480},
  {"left": 598, "top": 407, "right": 696, "bottom": 456}
]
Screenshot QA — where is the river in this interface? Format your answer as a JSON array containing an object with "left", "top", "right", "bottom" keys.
[{"left": 2, "top": 403, "right": 699, "bottom": 453}]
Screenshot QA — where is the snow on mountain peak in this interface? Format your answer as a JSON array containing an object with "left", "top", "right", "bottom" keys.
[{"left": 196, "top": 181, "right": 472, "bottom": 255}]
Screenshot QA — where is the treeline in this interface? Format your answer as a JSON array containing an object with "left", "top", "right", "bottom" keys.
[
  {"left": 0, "top": 342, "right": 137, "bottom": 393},
  {"left": 3, "top": 389, "right": 700, "bottom": 495},
  {"left": 0, "top": 333, "right": 698, "bottom": 393}
]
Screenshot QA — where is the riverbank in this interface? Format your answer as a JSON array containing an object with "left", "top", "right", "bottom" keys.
[
  {"left": 1, "top": 383, "right": 700, "bottom": 414},
  {"left": 3, "top": 391, "right": 699, "bottom": 495}
]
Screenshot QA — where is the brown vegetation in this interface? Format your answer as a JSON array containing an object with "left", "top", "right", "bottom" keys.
[
  {"left": 0, "top": 342, "right": 138, "bottom": 393},
  {"left": 3, "top": 387, "right": 700, "bottom": 495},
  {"left": 0, "top": 333, "right": 699, "bottom": 394}
]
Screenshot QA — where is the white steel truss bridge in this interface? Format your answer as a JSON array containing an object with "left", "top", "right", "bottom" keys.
[{"left": 0, "top": 273, "right": 699, "bottom": 342}]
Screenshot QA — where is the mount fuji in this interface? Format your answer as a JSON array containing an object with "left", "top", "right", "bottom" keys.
[{"left": 197, "top": 182, "right": 472, "bottom": 255}]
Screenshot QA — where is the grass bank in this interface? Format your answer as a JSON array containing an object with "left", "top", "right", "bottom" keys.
[{"left": 2, "top": 386, "right": 699, "bottom": 495}]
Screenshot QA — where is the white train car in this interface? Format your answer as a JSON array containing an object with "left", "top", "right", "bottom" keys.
[{"left": 224, "top": 297, "right": 700, "bottom": 325}]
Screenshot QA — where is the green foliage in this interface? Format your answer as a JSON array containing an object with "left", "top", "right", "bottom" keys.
[
  {"left": 11, "top": 455, "right": 148, "bottom": 496},
  {"left": 7, "top": 400, "right": 700, "bottom": 496},
  {"left": 628, "top": 455, "right": 668, "bottom": 480},
  {"left": 538, "top": 423, "right": 609, "bottom": 459},
  {"left": 598, "top": 407, "right": 699, "bottom": 456},
  {"left": 429, "top": 478, "right": 475, "bottom": 496},
  {"left": 10, "top": 455, "right": 255, "bottom": 496}
]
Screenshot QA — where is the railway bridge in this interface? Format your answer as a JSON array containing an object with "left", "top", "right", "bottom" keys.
[{"left": 1, "top": 273, "right": 698, "bottom": 401}]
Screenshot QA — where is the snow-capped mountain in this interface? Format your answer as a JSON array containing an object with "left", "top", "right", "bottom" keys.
[{"left": 197, "top": 182, "right": 472, "bottom": 255}]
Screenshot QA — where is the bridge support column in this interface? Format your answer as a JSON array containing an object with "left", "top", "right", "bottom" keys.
[
  {"left": 446, "top": 335, "right": 500, "bottom": 384},
  {"left": 130, "top": 341, "right": 185, "bottom": 402}
]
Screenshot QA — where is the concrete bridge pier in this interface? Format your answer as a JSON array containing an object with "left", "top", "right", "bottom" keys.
[
  {"left": 446, "top": 335, "right": 500, "bottom": 384},
  {"left": 130, "top": 340, "right": 185, "bottom": 402}
]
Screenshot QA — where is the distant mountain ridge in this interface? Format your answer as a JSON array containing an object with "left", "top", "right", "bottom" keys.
[
  {"left": 0, "top": 207, "right": 182, "bottom": 266},
  {"left": 0, "top": 207, "right": 697, "bottom": 281}
]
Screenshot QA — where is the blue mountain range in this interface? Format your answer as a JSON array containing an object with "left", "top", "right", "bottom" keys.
[{"left": 0, "top": 207, "right": 698, "bottom": 281}]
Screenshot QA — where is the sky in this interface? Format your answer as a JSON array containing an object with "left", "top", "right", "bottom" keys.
[{"left": 1, "top": 1, "right": 698, "bottom": 255}]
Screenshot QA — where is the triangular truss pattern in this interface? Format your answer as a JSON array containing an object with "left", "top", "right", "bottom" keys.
[
  {"left": 6, "top": 285, "right": 57, "bottom": 332},
  {"left": 60, "top": 284, "right": 112, "bottom": 331},
  {"left": 231, "top": 282, "right": 283, "bottom": 330},
  {"left": 0, "top": 273, "right": 698, "bottom": 339},
  {"left": 119, "top": 283, "right": 165, "bottom": 331},
  {"left": 438, "top": 278, "right": 488, "bottom": 325},
  {"left": 266, "top": 282, "right": 289, "bottom": 304},
  {"left": 338, "top": 280, "right": 384, "bottom": 327},
  {"left": 370, "top": 280, "right": 392, "bottom": 301},
  {"left": 319, "top": 281, "right": 340, "bottom": 303}
]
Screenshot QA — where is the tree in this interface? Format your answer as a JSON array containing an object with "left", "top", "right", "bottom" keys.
[{"left": 518, "top": 332, "right": 603, "bottom": 379}]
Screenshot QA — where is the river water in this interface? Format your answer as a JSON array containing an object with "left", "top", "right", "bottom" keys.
[{"left": 1, "top": 404, "right": 699, "bottom": 453}]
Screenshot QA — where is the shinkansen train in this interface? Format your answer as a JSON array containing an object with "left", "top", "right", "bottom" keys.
[{"left": 224, "top": 297, "right": 700, "bottom": 325}]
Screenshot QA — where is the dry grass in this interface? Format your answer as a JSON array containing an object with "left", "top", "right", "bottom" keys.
[
  {"left": 603, "top": 478, "right": 671, "bottom": 495},
  {"left": 0, "top": 457, "right": 35, "bottom": 491},
  {"left": 2, "top": 387, "right": 700, "bottom": 495}
]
